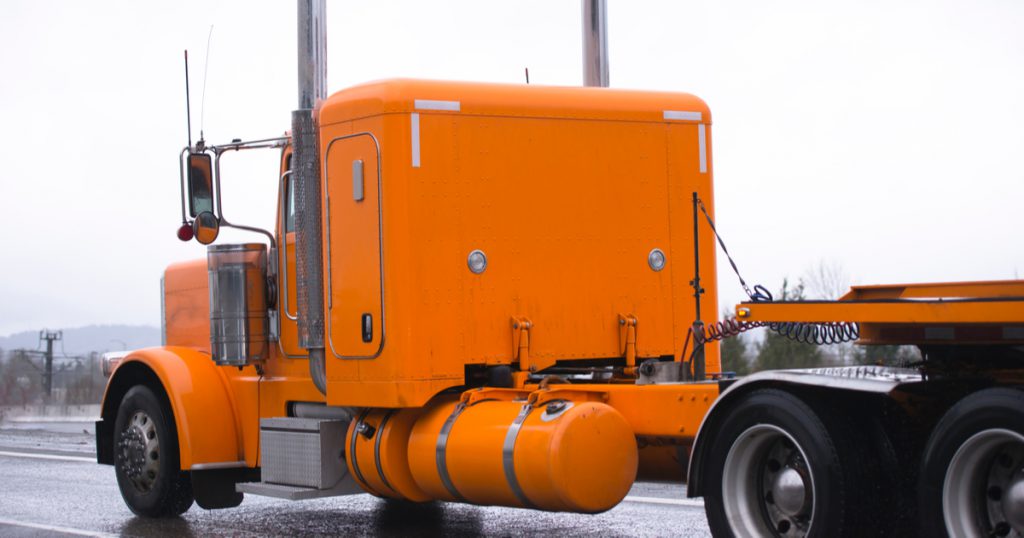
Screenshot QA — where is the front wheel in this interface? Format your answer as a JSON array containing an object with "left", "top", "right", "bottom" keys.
[
  {"left": 919, "top": 387, "right": 1024, "bottom": 537},
  {"left": 113, "top": 385, "right": 194, "bottom": 517},
  {"left": 702, "top": 389, "right": 874, "bottom": 537}
]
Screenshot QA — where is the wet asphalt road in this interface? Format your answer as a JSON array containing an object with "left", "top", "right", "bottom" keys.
[{"left": 0, "top": 428, "right": 711, "bottom": 537}]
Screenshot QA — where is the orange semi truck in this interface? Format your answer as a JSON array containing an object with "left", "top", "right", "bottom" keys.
[{"left": 96, "top": 2, "right": 1024, "bottom": 536}]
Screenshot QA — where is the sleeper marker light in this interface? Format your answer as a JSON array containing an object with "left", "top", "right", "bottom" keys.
[
  {"left": 648, "top": 248, "right": 666, "bottom": 271},
  {"left": 468, "top": 249, "right": 488, "bottom": 274}
]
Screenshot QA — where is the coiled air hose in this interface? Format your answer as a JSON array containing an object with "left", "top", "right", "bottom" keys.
[
  {"left": 692, "top": 197, "right": 860, "bottom": 348},
  {"left": 693, "top": 317, "right": 860, "bottom": 346}
]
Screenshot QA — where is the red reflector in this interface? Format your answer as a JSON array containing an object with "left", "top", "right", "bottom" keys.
[{"left": 177, "top": 223, "right": 194, "bottom": 241}]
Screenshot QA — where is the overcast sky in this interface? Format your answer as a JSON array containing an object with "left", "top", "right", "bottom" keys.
[{"left": 0, "top": 0, "right": 1021, "bottom": 337}]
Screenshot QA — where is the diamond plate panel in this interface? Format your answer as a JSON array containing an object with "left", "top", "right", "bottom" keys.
[{"left": 260, "top": 418, "right": 346, "bottom": 489}]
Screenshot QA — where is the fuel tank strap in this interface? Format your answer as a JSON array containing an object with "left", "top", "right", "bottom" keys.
[
  {"left": 374, "top": 410, "right": 397, "bottom": 495},
  {"left": 502, "top": 403, "right": 537, "bottom": 509},
  {"left": 436, "top": 403, "right": 469, "bottom": 503}
]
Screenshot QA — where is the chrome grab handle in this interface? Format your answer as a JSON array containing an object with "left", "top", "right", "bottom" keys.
[{"left": 279, "top": 170, "right": 298, "bottom": 321}]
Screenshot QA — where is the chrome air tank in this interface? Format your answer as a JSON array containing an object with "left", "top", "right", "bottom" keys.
[{"left": 207, "top": 243, "right": 268, "bottom": 365}]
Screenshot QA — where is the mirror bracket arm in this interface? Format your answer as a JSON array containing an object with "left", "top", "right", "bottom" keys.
[{"left": 219, "top": 220, "right": 277, "bottom": 250}]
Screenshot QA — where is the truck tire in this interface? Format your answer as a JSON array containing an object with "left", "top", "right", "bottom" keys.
[
  {"left": 919, "top": 387, "right": 1024, "bottom": 537},
  {"left": 702, "top": 389, "right": 873, "bottom": 538},
  {"left": 113, "top": 385, "right": 194, "bottom": 517}
]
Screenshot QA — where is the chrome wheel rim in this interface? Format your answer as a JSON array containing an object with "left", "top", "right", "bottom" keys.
[
  {"left": 116, "top": 411, "right": 161, "bottom": 493},
  {"left": 722, "top": 424, "right": 815, "bottom": 537},
  {"left": 943, "top": 428, "right": 1024, "bottom": 538}
]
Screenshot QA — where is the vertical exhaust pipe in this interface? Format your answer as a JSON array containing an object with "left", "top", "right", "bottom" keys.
[
  {"left": 297, "top": 0, "right": 327, "bottom": 109},
  {"left": 582, "top": 0, "right": 609, "bottom": 87},
  {"left": 293, "top": 0, "right": 328, "bottom": 395}
]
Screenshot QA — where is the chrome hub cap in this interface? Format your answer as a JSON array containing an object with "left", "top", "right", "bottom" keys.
[
  {"left": 722, "top": 425, "right": 814, "bottom": 537},
  {"left": 116, "top": 411, "right": 160, "bottom": 493},
  {"left": 943, "top": 428, "right": 1024, "bottom": 537},
  {"left": 772, "top": 466, "right": 810, "bottom": 517},
  {"left": 1005, "top": 475, "right": 1024, "bottom": 532}
]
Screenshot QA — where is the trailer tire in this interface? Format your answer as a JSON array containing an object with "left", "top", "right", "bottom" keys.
[
  {"left": 702, "top": 389, "right": 872, "bottom": 538},
  {"left": 113, "top": 385, "right": 194, "bottom": 517},
  {"left": 919, "top": 387, "right": 1024, "bottom": 537},
  {"left": 862, "top": 409, "right": 918, "bottom": 536}
]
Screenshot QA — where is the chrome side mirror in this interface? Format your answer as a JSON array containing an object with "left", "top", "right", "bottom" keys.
[
  {"left": 187, "top": 153, "right": 214, "bottom": 218},
  {"left": 193, "top": 211, "right": 220, "bottom": 245}
]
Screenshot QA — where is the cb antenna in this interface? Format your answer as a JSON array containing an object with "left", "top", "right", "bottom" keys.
[
  {"left": 199, "top": 25, "right": 214, "bottom": 145},
  {"left": 183, "top": 50, "right": 192, "bottom": 150}
]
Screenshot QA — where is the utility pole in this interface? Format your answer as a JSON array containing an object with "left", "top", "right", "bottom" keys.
[{"left": 39, "top": 330, "right": 62, "bottom": 399}]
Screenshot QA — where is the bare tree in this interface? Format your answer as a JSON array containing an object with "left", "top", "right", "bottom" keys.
[
  {"left": 802, "top": 260, "right": 855, "bottom": 364},
  {"left": 803, "top": 259, "right": 851, "bottom": 300},
  {"left": 5, "top": 350, "right": 41, "bottom": 406}
]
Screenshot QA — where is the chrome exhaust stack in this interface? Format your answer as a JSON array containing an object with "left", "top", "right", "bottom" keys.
[
  {"left": 582, "top": 0, "right": 609, "bottom": 87},
  {"left": 297, "top": 0, "right": 327, "bottom": 110},
  {"left": 293, "top": 0, "right": 328, "bottom": 395}
]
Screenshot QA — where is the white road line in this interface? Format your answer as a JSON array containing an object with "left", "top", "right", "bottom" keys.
[
  {"left": 0, "top": 449, "right": 703, "bottom": 511},
  {"left": 0, "top": 450, "right": 94, "bottom": 463},
  {"left": 0, "top": 517, "right": 115, "bottom": 537},
  {"left": 623, "top": 495, "right": 705, "bottom": 508}
]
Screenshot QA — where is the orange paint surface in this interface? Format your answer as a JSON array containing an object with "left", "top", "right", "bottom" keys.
[{"left": 318, "top": 79, "right": 721, "bottom": 408}]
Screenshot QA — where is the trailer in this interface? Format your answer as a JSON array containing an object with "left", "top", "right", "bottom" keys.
[
  {"left": 687, "top": 280, "right": 1024, "bottom": 536},
  {"left": 94, "top": 2, "right": 1024, "bottom": 536}
]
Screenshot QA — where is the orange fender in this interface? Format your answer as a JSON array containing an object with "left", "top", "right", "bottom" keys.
[{"left": 101, "top": 346, "right": 244, "bottom": 469}]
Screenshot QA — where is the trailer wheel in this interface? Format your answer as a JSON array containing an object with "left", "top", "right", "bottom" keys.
[
  {"left": 919, "top": 388, "right": 1024, "bottom": 537},
  {"left": 113, "top": 385, "right": 194, "bottom": 517},
  {"left": 703, "top": 389, "right": 870, "bottom": 537}
]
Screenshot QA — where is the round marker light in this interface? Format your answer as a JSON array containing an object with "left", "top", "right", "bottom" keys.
[
  {"left": 648, "top": 248, "right": 666, "bottom": 271},
  {"left": 467, "top": 249, "right": 488, "bottom": 274},
  {"left": 177, "top": 222, "right": 194, "bottom": 242}
]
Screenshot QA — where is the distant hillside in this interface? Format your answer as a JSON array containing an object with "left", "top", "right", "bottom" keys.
[{"left": 0, "top": 325, "right": 160, "bottom": 356}]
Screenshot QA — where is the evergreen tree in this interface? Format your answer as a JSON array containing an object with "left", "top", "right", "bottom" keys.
[
  {"left": 752, "top": 279, "right": 824, "bottom": 371},
  {"left": 853, "top": 344, "right": 920, "bottom": 367},
  {"left": 719, "top": 310, "right": 751, "bottom": 376}
]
